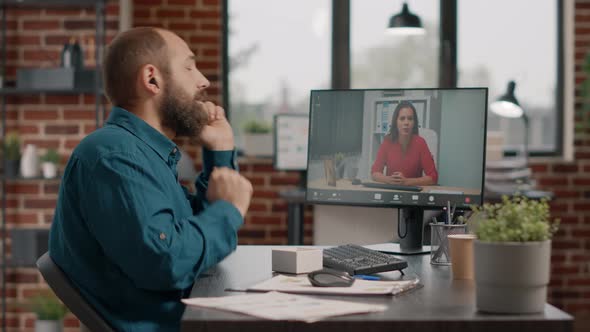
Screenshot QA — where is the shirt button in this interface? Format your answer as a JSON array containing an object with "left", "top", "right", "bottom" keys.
[
  {"left": 172, "top": 148, "right": 178, "bottom": 154},
  {"left": 159, "top": 233, "right": 166, "bottom": 240}
]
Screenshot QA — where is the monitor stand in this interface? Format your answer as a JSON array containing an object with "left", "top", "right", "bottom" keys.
[{"left": 366, "top": 207, "right": 432, "bottom": 255}]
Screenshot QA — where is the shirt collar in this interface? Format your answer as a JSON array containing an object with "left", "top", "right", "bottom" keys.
[{"left": 106, "top": 107, "right": 180, "bottom": 162}]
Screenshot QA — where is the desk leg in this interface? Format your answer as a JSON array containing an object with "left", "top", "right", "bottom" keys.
[{"left": 287, "top": 203, "right": 304, "bottom": 245}]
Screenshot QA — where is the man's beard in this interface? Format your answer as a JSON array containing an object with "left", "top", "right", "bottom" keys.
[{"left": 159, "top": 81, "right": 209, "bottom": 139}]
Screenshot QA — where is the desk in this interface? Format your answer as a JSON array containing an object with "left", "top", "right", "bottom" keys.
[{"left": 182, "top": 246, "right": 573, "bottom": 332}]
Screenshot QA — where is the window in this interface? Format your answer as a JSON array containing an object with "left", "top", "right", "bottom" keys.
[
  {"left": 225, "top": 0, "right": 566, "bottom": 157},
  {"left": 226, "top": 0, "right": 331, "bottom": 151},
  {"left": 350, "top": 0, "right": 440, "bottom": 89},
  {"left": 458, "top": 0, "right": 562, "bottom": 155}
]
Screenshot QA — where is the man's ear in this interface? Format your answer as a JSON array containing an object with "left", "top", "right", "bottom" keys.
[{"left": 139, "top": 64, "right": 162, "bottom": 95}]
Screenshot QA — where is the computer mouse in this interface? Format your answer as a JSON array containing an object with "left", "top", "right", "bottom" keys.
[
  {"left": 351, "top": 178, "right": 361, "bottom": 185},
  {"left": 307, "top": 268, "right": 355, "bottom": 287}
]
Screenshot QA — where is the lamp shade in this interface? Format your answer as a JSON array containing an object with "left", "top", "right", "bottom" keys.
[
  {"left": 386, "top": 3, "right": 425, "bottom": 35},
  {"left": 489, "top": 81, "right": 524, "bottom": 118}
]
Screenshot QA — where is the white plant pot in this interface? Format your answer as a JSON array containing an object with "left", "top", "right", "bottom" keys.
[
  {"left": 242, "top": 133, "right": 273, "bottom": 157},
  {"left": 35, "top": 320, "right": 63, "bottom": 332},
  {"left": 20, "top": 144, "right": 40, "bottom": 178},
  {"left": 474, "top": 240, "right": 551, "bottom": 314},
  {"left": 42, "top": 162, "right": 58, "bottom": 179}
]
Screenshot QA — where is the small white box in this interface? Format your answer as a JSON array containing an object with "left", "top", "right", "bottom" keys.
[{"left": 271, "top": 247, "right": 323, "bottom": 274}]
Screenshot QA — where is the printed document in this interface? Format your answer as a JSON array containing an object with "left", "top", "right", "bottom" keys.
[{"left": 182, "top": 291, "right": 387, "bottom": 322}]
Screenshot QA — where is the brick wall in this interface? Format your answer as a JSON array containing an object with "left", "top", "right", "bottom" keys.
[{"left": 1, "top": 0, "right": 588, "bottom": 331}]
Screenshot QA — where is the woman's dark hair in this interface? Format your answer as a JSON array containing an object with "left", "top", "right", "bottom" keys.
[{"left": 388, "top": 101, "right": 419, "bottom": 142}]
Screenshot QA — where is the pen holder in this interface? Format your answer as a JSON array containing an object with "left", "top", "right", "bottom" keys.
[{"left": 429, "top": 223, "right": 467, "bottom": 265}]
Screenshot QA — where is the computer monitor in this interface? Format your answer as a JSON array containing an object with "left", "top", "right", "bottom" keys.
[
  {"left": 273, "top": 113, "right": 309, "bottom": 171},
  {"left": 305, "top": 88, "right": 488, "bottom": 253}
]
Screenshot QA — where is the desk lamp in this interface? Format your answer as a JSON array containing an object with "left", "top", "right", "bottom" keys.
[
  {"left": 489, "top": 81, "right": 529, "bottom": 162},
  {"left": 386, "top": 2, "right": 425, "bottom": 36}
]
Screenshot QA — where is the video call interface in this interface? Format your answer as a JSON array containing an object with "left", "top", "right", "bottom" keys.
[{"left": 306, "top": 88, "right": 488, "bottom": 209}]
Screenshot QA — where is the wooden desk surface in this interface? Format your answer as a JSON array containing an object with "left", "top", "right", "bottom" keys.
[
  {"left": 308, "top": 179, "right": 481, "bottom": 195},
  {"left": 182, "top": 246, "right": 572, "bottom": 332}
]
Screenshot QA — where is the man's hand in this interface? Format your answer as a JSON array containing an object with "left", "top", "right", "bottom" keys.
[
  {"left": 198, "top": 102, "right": 234, "bottom": 151},
  {"left": 206, "top": 167, "right": 253, "bottom": 217}
]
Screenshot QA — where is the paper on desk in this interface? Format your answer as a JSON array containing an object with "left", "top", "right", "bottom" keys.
[
  {"left": 248, "top": 274, "right": 419, "bottom": 296},
  {"left": 182, "top": 291, "right": 387, "bottom": 323}
]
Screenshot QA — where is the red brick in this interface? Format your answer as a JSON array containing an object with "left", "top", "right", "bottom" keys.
[
  {"left": 270, "top": 230, "right": 288, "bottom": 238},
  {"left": 6, "top": 183, "right": 39, "bottom": 194},
  {"left": 22, "top": 49, "right": 60, "bottom": 62},
  {"left": 6, "top": 125, "right": 40, "bottom": 135},
  {"left": 272, "top": 202, "right": 288, "bottom": 212},
  {"left": 45, "top": 95, "right": 80, "bottom": 105},
  {"left": 572, "top": 229, "right": 590, "bottom": 237},
  {"left": 44, "top": 9, "right": 84, "bottom": 16},
  {"left": 575, "top": 151, "right": 590, "bottom": 159},
  {"left": 23, "top": 110, "right": 59, "bottom": 120},
  {"left": 552, "top": 240, "right": 581, "bottom": 250},
  {"left": 248, "top": 203, "right": 268, "bottom": 212},
  {"left": 133, "top": 8, "right": 151, "bottom": 18},
  {"left": 64, "top": 20, "right": 96, "bottom": 30},
  {"left": 270, "top": 176, "right": 300, "bottom": 186},
  {"left": 551, "top": 266, "right": 579, "bottom": 275},
  {"left": 63, "top": 109, "right": 96, "bottom": 120},
  {"left": 45, "top": 125, "right": 79, "bottom": 135},
  {"left": 189, "top": 10, "right": 219, "bottom": 18},
  {"left": 7, "top": 35, "right": 41, "bottom": 46},
  {"left": 44, "top": 35, "right": 71, "bottom": 46},
  {"left": 238, "top": 229, "right": 265, "bottom": 238},
  {"left": 22, "top": 139, "right": 60, "bottom": 149},
  {"left": 569, "top": 278, "right": 590, "bottom": 286},
  {"left": 24, "top": 198, "right": 57, "bottom": 209},
  {"left": 84, "top": 124, "right": 97, "bottom": 134},
  {"left": 203, "top": 48, "right": 220, "bottom": 57},
  {"left": 190, "top": 36, "right": 219, "bottom": 44},
  {"left": 202, "top": 0, "right": 220, "bottom": 5},
  {"left": 168, "top": 0, "right": 197, "bottom": 5},
  {"left": 573, "top": 178, "right": 590, "bottom": 186},
  {"left": 557, "top": 216, "right": 579, "bottom": 225},
  {"left": 250, "top": 216, "right": 282, "bottom": 225},
  {"left": 6, "top": 271, "right": 38, "bottom": 283},
  {"left": 157, "top": 9, "right": 186, "bottom": 17},
  {"left": 530, "top": 164, "right": 549, "bottom": 173},
  {"left": 539, "top": 176, "right": 568, "bottom": 186},
  {"left": 6, "top": 213, "right": 38, "bottom": 225},
  {"left": 572, "top": 254, "right": 590, "bottom": 262},
  {"left": 250, "top": 164, "right": 275, "bottom": 173},
  {"left": 552, "top": 190, "right": 580, "bottom": 198},
  {"left": 135, "top": 0, "right": 163, "bottom": 5},
  {"left": 22, "top": 20, "right": 61, "bottom": 30},
  {"left": 253, "top": 190, "right": 279, "bottom": 199},
  {"left": 553, "top": 164, "right": 579, "bottom": 173},
  {"left": 169, "top": 22, "right": 197, "bottom": 30}
]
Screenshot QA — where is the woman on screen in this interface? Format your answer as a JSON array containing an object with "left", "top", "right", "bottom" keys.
[{"left": 371, "top": 101, "right": 438, "bottom": 186}]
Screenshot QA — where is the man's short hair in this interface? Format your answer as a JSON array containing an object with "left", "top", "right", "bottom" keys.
[{"left": 103, "top": 27, "right": 169, "bottom": 109}]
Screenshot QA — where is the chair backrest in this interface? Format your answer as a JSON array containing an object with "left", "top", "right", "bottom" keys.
[
  {"left": 36, "top": 252, "right": 115, "bottom": 332},
  {"left": 418, "top": 127, "right": 438, "bottom": 168}
]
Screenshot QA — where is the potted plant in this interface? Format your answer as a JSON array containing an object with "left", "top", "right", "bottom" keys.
[
  {"left": 242, "top": 119, "right": 273, "bottom": 157},
  {"left": 468, "top": 194, "right": 559, "bottom": 314},
  {"left": 27, "top": 292, "right": 68, "bottom": 332},
  {"left": 3, "top": 131, "right": 21, "bottom": 178},
  {"left": 40, "top": 149, "right": 60, "bottom": 179}
]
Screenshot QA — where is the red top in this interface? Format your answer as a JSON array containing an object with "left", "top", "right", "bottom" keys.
[{"left": 371, "top": 135, "right": 438, "bottom": 183}]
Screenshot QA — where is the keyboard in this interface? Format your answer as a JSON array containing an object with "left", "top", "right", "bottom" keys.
[
  {"left": 362, "top": 182, "right": 423, "bottom": 192},
  {"left": 323, "top": 244, "right": 408, "bottom": 275}
]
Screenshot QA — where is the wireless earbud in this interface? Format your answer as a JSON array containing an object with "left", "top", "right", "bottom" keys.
[{"left": 149, "top": 78, "right": 158, "bottom": 87}]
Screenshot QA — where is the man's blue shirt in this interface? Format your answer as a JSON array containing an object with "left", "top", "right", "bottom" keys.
[{"left": 49, "top": 107, "right": 243, "bottom": 331}]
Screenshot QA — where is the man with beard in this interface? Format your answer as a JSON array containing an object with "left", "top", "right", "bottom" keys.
[{"left": 48, "top": 27, "right": 253, "bottom": 332}]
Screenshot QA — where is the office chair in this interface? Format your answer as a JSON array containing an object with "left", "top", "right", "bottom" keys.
[{"left": 36, "top": 252, "right": 115, "bottom": 332}]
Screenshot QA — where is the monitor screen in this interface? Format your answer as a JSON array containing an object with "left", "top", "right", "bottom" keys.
[
  {"left": 306, "top": 88, "right": 488, "bottom": 209},
  {"left": 274, "top": 114, "right": 309, "bottom": 171}
]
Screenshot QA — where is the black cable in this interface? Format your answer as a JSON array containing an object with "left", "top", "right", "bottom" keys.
[{"left": 397, "top": 209, "right": 408, "bottom": 239}]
